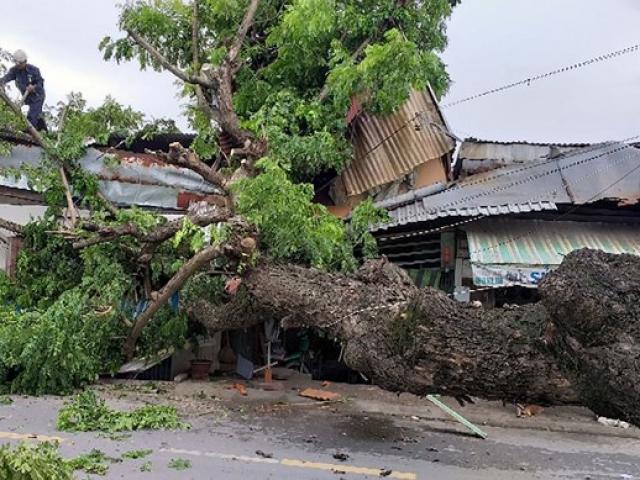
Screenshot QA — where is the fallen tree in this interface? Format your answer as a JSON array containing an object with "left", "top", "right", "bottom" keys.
[
  {"left": 192, "top": 249, "right": 640, "bottom": 424},
  {"left": 1, "top": 2, "right": 639, "bottom": 428},
  {"left": 541, "top": 249, "right": 640, "bottom": 426}
]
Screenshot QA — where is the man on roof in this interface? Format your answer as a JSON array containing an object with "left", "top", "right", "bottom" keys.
[{"left": 0, "top": 49, "right": 47, "bottom": 131}]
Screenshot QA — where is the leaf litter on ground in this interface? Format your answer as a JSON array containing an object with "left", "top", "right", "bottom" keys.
[{"left": 57, "top": 390, "right": 189, "bottom": 432}]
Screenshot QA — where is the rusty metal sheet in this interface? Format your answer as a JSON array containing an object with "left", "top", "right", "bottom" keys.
[{"left": 341, "top": 89, "right": 455, "bottom": 196}]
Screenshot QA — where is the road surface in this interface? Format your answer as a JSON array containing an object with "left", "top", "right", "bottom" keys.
[{"left": 1, "top": 391, "right": 639, "bottom": 479}]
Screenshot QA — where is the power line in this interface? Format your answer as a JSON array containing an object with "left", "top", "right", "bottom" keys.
[
  {"left": 357, "top": 43, "right": 640, "bottom": 161},
  {"left": 442, "top": 43, "right": 640, "bottom": 108},
  {"left": 375, "top": 139, "right": 640, "bottom": 241}
]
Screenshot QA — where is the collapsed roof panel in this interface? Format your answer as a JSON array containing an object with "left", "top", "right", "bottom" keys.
[
  {"left": 0, "top": 144, "right": 221, "bottom": 210},
  {"left": 457, "top": 139, "right": 593, "bottom": 179},
  {"left": 341, "top": 89, "right": 455, "bottom": 197}
]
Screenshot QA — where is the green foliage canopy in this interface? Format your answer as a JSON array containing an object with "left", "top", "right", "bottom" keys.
[
  {"left": 0, "top": 0, "right": 455, "bottom": 396},
  {"left": 102, "top": 0, "right": 455, "bottom": 179}
]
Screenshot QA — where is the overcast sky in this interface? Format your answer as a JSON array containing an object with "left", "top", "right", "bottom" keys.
[{"left": 1, "top": 0, "right": 639, "bottom": 143}]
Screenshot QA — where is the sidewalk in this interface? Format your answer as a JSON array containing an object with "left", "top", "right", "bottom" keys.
[{"left": 98, "top": 371, "right": 640, "bottom": 440}]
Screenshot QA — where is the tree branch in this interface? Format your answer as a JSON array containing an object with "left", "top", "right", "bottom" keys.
[
  {"left": 0, "top": 128, "right": 34, "bottom": 144},
  {"left": 126, "top": 29, "right": 212, "bottom": 88},
  {"left": 73, "top": 222, "right": 141, "bottom": 249},
  {"left": 0, "top": 218, "right": 24, "bottom": 235},
  {"left": 149, "top": 142, "right": 228, "bottom": 192},
  {"left": 228, "top": 0, "right": 261, "bottom": 64},
  {"left": 192, "top": 0, "right": 200, "bottom": 70},
  {"left": 140, "top": 210, "right": 233, "bottom": 244},
  {"left": 73, "top": 209, "right": 232, "bottom": 250},
  {"left": 0, "top": 87, "right": 78, "bottom": 226},
  {"left": 122, "top": 243, "right": 227, "bottom": 359}
]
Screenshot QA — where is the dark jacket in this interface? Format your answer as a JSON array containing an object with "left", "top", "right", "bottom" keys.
[{"left": 0, "top": 64, "right": 45, "bottom": 104}]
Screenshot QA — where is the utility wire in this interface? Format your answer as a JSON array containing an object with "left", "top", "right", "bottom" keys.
[
  {"left": 442, "top": 43, "right": 640, "bottom": 108},
  {"left": 376, "top": 138, "right": 640, "bottom": 241},
  {"left": 358, "top": 43, "right": 640, "bottom": 161}
]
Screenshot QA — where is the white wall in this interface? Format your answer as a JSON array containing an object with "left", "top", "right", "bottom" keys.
[{"left": 0, "top": 205, "right": 48, "bottom": 272}]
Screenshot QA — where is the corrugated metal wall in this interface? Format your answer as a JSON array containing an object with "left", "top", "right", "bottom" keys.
[{"left": 341, "top": 89, "right": 454, "bottom": 196}]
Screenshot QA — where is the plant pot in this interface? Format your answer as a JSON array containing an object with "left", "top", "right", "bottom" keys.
[{"left": 191, "top": 359, "right": 212, "bottom": 381}]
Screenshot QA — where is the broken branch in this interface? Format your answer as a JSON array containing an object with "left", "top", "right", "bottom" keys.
[
  {"left": 73, "top": 209, "right": 232, "bottom": 250},
  {"left": 149, "top": 142, "right": 228, "bottom": 191},
  {"left": 126, "top": 29, "right": 212, "bottom": 89}
]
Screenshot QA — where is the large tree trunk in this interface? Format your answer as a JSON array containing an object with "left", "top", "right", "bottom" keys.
[
  {"left": 192, "top": 258, "right": 577, "bottom": 405},
  {"left": 540, "top": 249, "right": 640, "bottom": 426},
  {"left": 190, "top": 249, "right": 640, "bottom": 425}
]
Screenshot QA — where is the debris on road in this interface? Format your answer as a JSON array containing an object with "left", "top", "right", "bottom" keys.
[
  {"left": 168, "top": 458, "right": 192, "bottom": 470},
  {"left": 255, "top": 450, "right": 274, "bottom": 459},
  {"left": 57, "top": 390, "right": 189, "bottom": 432},
  {"left": 299, "top": 388, "right": 340, "bottom": 401},
  {"left": 516, "top": 404, "right": 545, "bottom": 417},
  {"left": 333, "top": 452, "right": 349, "bottom": 461},
  {"left": 227, "top": 383, "right": 248, "bottom": 396},
  {"left": 426, "top": 395, "right": 488, "bottom": 439},
  {"left": 597, "top": 417, "right": 631, "bottom": 429}
]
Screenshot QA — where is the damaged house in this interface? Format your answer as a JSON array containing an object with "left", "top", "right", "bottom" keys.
[
  {"left": 371, "top": 139, "right": 640, "bottom": 306},
  {"left": 0, "top": 133, "right": 224, "bottom": 274},
  {"left": 317, "top": 88, "right": 456, "bottom": 217}
]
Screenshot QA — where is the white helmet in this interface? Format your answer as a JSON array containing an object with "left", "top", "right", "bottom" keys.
[{"left": 13, "top": 50, "right": 27, "bottom": 64}]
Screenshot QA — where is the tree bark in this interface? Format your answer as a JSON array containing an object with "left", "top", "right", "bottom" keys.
[
  {"left": 123, "top": 243, "right": 227, "bottom": 360},
  {"left": 540, "top": 249, "right": 640, "bottom": 426},
  {"left": 193, "top": 258, "right": 578, "bottom": 406},
  {"left": 189, "top": 249, "right": 640, "bottom": 425}
]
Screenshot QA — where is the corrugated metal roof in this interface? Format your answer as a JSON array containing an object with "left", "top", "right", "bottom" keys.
[
  {"left": 457, "top": 140, "right": 592, "bottom": 178},
  {"left": 463, "top": 138, "right": 592, "bottom": 148},
  {"left": 380, "top": 201, "right": 557, "bottom": 230},
  {"left": 0, "top": 144, "right": 221, "bottom": 210},
  {"left": 466, "top": 219, "right": 640, "bottom": 265},
  {"left": 341, "top": 89, "right": 455, "bottom": 196},
  {"left": 373, "top": 142, "right": 640, "bottom": 231}
]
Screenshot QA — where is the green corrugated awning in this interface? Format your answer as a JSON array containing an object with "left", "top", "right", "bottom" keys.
[{"left": 465, "top": 220, "right": 640, "bottom": 287}]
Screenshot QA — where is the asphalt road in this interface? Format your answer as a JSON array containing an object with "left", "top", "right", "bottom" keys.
[{"left": 2, "top": 395, "right": 640, "bottom": 479}]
